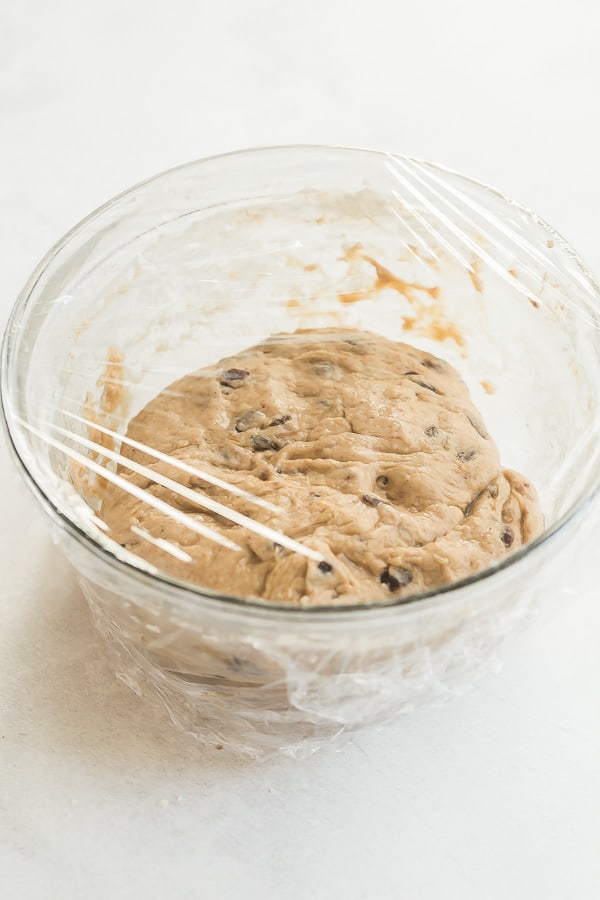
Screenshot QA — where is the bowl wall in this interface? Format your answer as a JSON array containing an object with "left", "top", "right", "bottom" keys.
[{"left": 3, "top": 146, "right": 600, "bottom": 755}]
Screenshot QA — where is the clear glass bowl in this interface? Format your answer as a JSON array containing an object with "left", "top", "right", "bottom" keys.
[{"left": 2, "top": 146, "right": 600, "bottom": 758}]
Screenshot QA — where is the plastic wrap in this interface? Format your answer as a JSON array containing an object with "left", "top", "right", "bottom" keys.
[{"left": 2, "top": 146, "right": 600, "bottom": 758}]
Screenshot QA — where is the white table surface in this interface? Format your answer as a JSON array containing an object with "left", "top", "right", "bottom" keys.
[{"left": 2, "top": 2, "right": 600, "bottom": 898}]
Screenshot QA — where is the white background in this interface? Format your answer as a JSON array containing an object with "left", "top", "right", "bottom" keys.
[{"left": 1, "top": 2, "right": 600, "bottom": 898}]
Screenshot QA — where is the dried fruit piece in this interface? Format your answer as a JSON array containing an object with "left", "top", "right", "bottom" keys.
[
  {"left": 380, "top": 566, "right": 413, "bottom": 592},
  {"left": 219, "top": 368, "right": 249, "bottom": 388},
  {"left": 313, "top": 361, "right": 338, "bottom": 378},
  {"left": 235, "top": 410, "right": 268, "bottom": 431},
  {"left": 251, "top": 435, "right": 280, "bottom": 452},
  {"left": 422, "top": 358, "right": 445, "bottom": 371},
  {"left": 361, "top": 494, "right": 382, "bottom": 507},
  {"left": 409, "top": 378, "right": 442, "bottom": 395}
]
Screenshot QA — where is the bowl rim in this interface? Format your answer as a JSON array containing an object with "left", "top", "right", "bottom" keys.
[{"left": 2, "top": 142, "right": 600, "bottom": 618}]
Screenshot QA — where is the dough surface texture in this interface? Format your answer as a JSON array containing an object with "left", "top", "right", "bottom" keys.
[{"left": 101, "top": 329, "right": 542, "bottom": 606}]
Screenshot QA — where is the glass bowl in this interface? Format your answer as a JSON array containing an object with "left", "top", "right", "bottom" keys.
[{"left": 2, "top": 146, "right": 600, "bottom": 758}]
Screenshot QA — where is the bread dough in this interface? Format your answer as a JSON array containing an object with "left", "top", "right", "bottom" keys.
[{"left": 100, "top": 329, "right": 543, "bottom": 606}]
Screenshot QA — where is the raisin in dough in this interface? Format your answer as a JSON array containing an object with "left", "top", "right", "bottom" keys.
[{"left": 100, "top": 329, "right": 543, "bottom": 606}]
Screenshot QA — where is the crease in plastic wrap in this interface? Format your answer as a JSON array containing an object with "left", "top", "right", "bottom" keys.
[{"left": 2, "top": 148, "right": 600, "bottom": 759}]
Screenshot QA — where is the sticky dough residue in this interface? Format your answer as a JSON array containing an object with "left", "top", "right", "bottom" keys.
[{"left": 70, "top": 349, "right": 129, "bottom": 504}]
